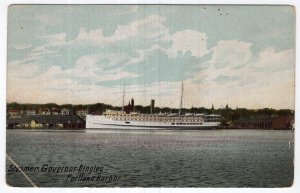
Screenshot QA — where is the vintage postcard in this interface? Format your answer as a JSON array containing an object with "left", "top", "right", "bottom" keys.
[{"left": 5, "top": 4, "right": 295, "bottom": 188}]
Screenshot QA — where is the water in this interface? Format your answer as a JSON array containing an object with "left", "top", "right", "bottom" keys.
[{"left": 6, "top": 129, "right": 294, "bottom": 187}]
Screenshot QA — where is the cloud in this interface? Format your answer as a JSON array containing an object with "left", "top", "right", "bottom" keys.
[
  {"left": 185, "top": 41, "right": 294, "bottom": 109},
  {"left": 8, "top": 34, "right": 294, "bottom": 109},
  {"left": 8, "top": 60, "right": 40, "bottom": 79},
  {"left": 7, "top": 6, "right": 295, "bottom": 109},
  {"left": 211, "top": 40, "right": 252, "bottom": 69},
  {"left": 213, "top": 75, "right": 239, "bottom": 83},
  {"left": 17, "top": 14, "right": 211, "bottom": 86},
  {"left": 167, "top": 30, "right": 208, "bottom": 57},
  {"left": 251, "top": 47, "right": 294, "bottom": 72},
  {"left": 188, "top": 40, "right": 253, "bottom": 86},
  {"left": 69, "top": 53, "right": 139, "bottom": 83},
  {"left": 71, "top": 14, "right": 168, "bottom": 46},
  {"left": 42, "top": 33, "right": 66, "bottom": 46}
]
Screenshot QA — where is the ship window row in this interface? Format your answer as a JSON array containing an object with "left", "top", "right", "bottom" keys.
[
  {"left": 113, "top": 118, "right": 205, "bottom": 122},
  {"left": 107, "top": 115, "right": 207, "bottom": 119},
  {"left": 205, "top": 119, "right": 221, "bottom": 122},
  {"left": 111, "top": 117, "right": 204, "bottom": 121},
  {"left": 176, "top": 123, "right": 203, "bottom": 125},
  {"left": 107, "top": 114, "right": 220, "bottom": 117}
]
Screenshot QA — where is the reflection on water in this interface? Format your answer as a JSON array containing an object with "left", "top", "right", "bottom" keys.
[{"left": 6, "top": 129, "right": 294, "bottom": 187}]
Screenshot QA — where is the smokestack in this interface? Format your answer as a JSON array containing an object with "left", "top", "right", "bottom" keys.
[
  {"left": 131, "top": 98, "right": 134, "bottom": 112},
  {"left": 151, "top": 99, "right": 155, "bottom": 114}
]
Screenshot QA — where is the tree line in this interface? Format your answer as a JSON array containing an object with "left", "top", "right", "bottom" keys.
[{"left": 7, "top": 102, "right": 294, "bottom": 122}]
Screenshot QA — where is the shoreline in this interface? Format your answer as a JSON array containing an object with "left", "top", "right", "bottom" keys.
[{"left": 6, "top": 128, "right": 294, "bottom": 132}]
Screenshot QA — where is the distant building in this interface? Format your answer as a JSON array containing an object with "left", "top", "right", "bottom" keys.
[
  {"left": 30, "top": 120, "right": 43, "bottom": 128},
  {"left": 26, "top": 110, "right": 36, "bottom": 115},
  {"left": 7, "top": 115, "right": 85, "bottom": 129},
  {"left": 121, "top": 98, "right": 135, "bottom": 114},
  {"left": 19, "top": 110, "right": 25, "bottom": 116},
  {"left": 8, "top": 109, "right": 20, "bottom": 117},
  {"left": 233, "top": 116, "right": 294, "bottom": 130},
  {"left": 124, "top": 100, "right": 134, "bottom": 114},
  {"left": 39, "top": 108, "right": 51, "bottom": 115},
  {"left": 60, "top": 108, "right": 71, "bottom": 115},
  {"left": 51, "top": 107, "right": 60, "bottom": 115},
  {"left": 76, "top": 109, "right": 87, "bottom": 117}
]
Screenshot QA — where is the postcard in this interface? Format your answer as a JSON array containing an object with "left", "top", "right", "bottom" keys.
[{"left": 5, "top": 4, "right": 295, "bottom": 188}]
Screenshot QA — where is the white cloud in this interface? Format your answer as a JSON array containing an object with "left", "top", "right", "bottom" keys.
[
  {"left": 167, "top": 30, "right": 208, "bottom": 57},
  {"left": 42, "top": 33, "right": 66, "bottom": 46},
  {"left": 73, "top": 15, "right": 168, "bottom": 46},
  {"left": 75, "top": 28, "right": 106, "bottom": 45},
  {"left": 69, "top": 54, "right": 103, "bottom": 79},
  {"left": 186, "top": 42, "right": 295, "bottom": 109},
  {"left": 69, "top": 53, "right": 139, "bottom": 82},
  {"left": 189, "top": 40, "right": 253, "bottom": 85},
  {"left": 7, "top": 60, "right": 40, "bottom": 79},
  {"left": 65, "top": 15, "right": 209, "bottom": 62},
  {"left": 211, "top": 40, "right": 252, "bottom": 69},
  {"left": 26, "top": 46, "right": 55, "bottom": 61},
  {"left": 251, "top": 47, "right": 294, "bottom": 71},
  {"left": 113, "top": 14, "right": 168, "bottom": 40},
  {"left": 7, "top": 14, "right": 295, "bottom": 109}
]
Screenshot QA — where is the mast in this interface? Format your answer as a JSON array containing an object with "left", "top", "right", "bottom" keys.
[
  {"left": 179, "top": 81, "right": 184, "bottom": 115},
  {"left": 122, "top": 84, "right": 125, "bottom": 112}
]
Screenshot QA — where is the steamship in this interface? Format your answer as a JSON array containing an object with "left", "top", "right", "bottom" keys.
[{"left": 86, "top": 83, "right": 221, "bottom": 130}]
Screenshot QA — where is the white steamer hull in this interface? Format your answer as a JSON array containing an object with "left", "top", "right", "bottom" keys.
[{"left": 86, "top": 115, "right": 220, "bottom": 130}]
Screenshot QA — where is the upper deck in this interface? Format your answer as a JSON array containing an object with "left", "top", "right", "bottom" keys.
[{"left": 103, "top": 109, "right": 221, "bottom": 123}]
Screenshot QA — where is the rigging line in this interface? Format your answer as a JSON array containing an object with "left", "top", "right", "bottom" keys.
[
  {"left": 6, "top": 154, "right": 38, "bottom": 187},
  {"left": 110, "top": 95, "right": 123, "bottom": 106}
]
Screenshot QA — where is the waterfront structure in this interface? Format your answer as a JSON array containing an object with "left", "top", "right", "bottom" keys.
[
  {"left": 60, "top": 108, "right": 71, "bottom": 115},
  {"left": 7, "top": 115, "right": 85, "bottom": 129},
  {"left": 51, "top": 107, "right": 60, "bottom": 115},
  {"left": 233, "top": 116, "right": 294, "bottom": 130},
  {"left": 39, "top": 108, "right": 51, "bottom": 115},
  {"left": 26, "top": 110, "right": 36, "bottom": 115},
  {"left": 76, "top": 109, "right": 87, "bottom": 117},
  {"left": 8, "top": 109, "right": 20, "bottom": 117},
  {"left": 30, "top": 119, "right": 43, "bottom": 128},
  {"left": 86, "top": 83, "right": 222, "bottom": 130}
]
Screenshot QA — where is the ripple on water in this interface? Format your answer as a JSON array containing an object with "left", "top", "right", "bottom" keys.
[{"left": 6, "top": 129, "right": 294, "bottom": 187}]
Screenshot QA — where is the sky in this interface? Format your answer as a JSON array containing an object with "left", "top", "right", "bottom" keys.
[{"left": 7, "top": 5, "right": 295, "bottom": 109}]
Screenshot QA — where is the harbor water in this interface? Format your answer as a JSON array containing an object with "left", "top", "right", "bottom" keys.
[{"left": 6, "top": 129, "right": 294, "bottom": 187}]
